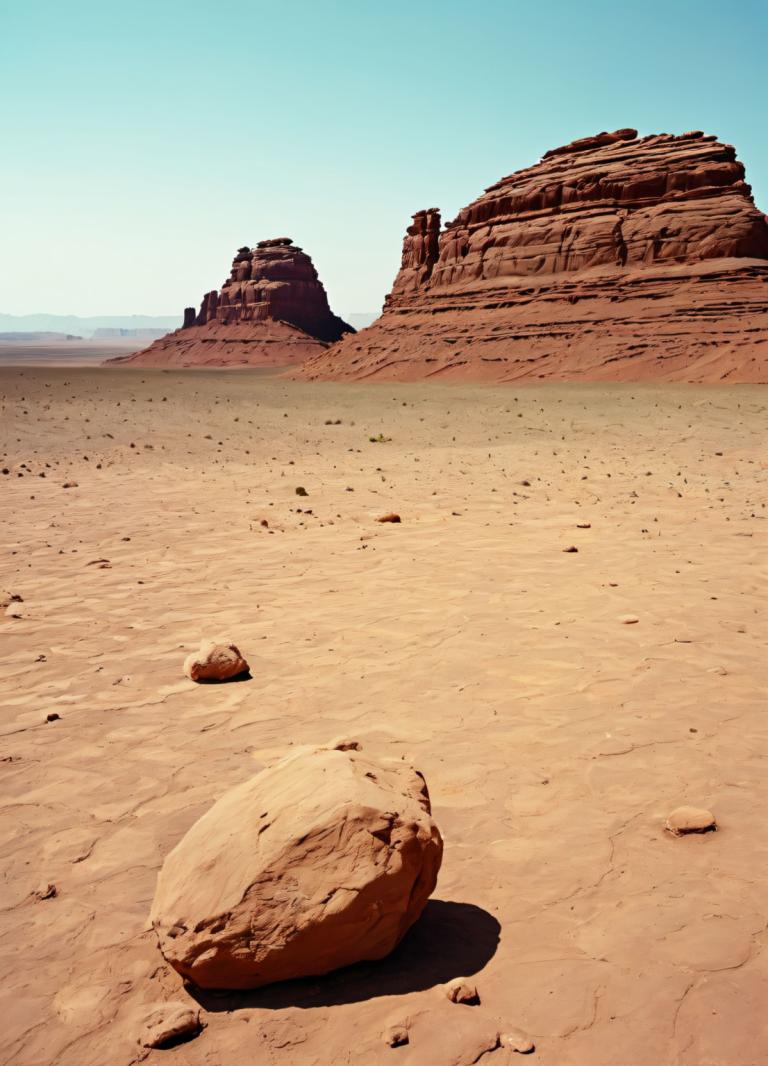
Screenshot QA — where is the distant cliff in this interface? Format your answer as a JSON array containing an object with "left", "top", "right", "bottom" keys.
[{"left": 111, "top": 239, "right": 353, "bottom": 368}]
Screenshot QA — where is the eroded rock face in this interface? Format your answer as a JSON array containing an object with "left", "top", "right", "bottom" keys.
[
  {"left": 110, "top": 239, "right": 352, "bottom": 368},
  {"left": 298, "top": 130, "right": 768, "bottom": 382},
  {"left": 150, "top": 744, "right": 443, "bottom": 989}
]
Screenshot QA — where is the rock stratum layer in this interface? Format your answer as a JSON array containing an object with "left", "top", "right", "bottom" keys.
[
  {"left": 297, "top": 130, "right": 768, "bottom": 382},
  {"left": 111, "top": 239, "right": 352, "bottom": 368}
]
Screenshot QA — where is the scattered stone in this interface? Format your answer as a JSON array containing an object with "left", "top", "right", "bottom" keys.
[
  {"left": 562, "top": 545, "right": 578, "bottom": 553},
  {"left": 5, "top": 603, "right": 23, "bottom": 619},
  {"left": 295, "top": 486, "right": 308, "bottom": 496},
  {"left": 137, "top": 1002, "right": 203, "bottom": 1049},
  {"left": 382, "top": 1022, "right": 410, "bottom": 1048},
  {"left": 502, "top": 1027, "right": 536, "bottom": 1054},
  {"left": 62, "top": 482, "right": 78, "bottom": 489},
  {"left": 45, "top": 712, "right": 61, "bottom": 723},
  {"left": 150, "top": 745, "right": 443, "bottom": 989},
  {"left": 576, "top": 522, "right": 591, "bottom": 528},
  {"left": 445, "top": 978, "right": 480, "bottom": 1005},
  {"left": 377, "top": 513, "right": 401, "bottom": 523},
  {"left": 665, "top": 806, "right": 717, "bottom": 836},
  {"left": 184, "top": 639, "right": 249, "bottom": 683},
  {"left": 327, "top": 736, "right": 362, "bottom": 751},
  {"left": 34, "top": 882, "right": 57, "bottom": 900},
  {"left": 619, "top": 615, "right": 639, "bottom": 624}
]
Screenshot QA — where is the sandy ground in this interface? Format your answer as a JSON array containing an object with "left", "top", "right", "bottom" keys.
[
  {"left": 1, "top": 367, "right": 766, "bottom": 1066},
  {"left": 0, "top": 340, "right": 147, "bottom": 368}
]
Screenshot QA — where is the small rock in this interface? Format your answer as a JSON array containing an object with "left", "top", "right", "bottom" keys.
[
  {"left": 502, "top": 1027, "right": 535, "bottom": 1054},
  {"left": 377, "top": 513, "right": 401, "bottom": 523},
  {"left": 62, "top": 482, "right": 78, "bottom": 489},
  {"left": 665, "top": 806, "right": 717, "bottom": 836},
  {"left": 45, "top": 712, "right": 61, "bottom": 723},
  {"left": 34, "top": 882, "right": 57, "bottom": 900},
  {"left": 327, "top": 737, "right": 362, "bottom": 752},
  {"left": 576, "top": 522, "right": 591, "bottom": 529},
  {"left": 382, "top": 1023, "right": 409, "bottom": 1047},
  {"left": 5, "top": 603, "right": 23, "bottom": 619},
  {"left": 445, "top": 978, "right": 480, "bottom": 1005},
  {"left": 184, "top": 640, "right": 249, "bottom": 683},
  {"left": 562, "top": 545, "right": 578, "bottom": 553},
  {"left": 619, "top": 615, "right": 639, "bottom": 624},
  {"left": 295, "top": 486, "right": 308, "bottom": 496},
  {"left": 138, "top": 1002, "right": 203, "bottom": 1049}
]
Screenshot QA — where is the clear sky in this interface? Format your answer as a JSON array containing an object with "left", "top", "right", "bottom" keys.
[{"left": 2, "top": 0, "right": 766, "bottom": 318}]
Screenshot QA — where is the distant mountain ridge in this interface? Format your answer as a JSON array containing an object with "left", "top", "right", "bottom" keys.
[{"left": 0, "top": 313, "right": 181, "bottom": 338}]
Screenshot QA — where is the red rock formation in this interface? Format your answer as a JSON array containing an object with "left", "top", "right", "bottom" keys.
[
  {"left": 111, "top": 239, "right": 352, "bottom": 367},
  {"left": 298, "top": 131, "right": 768, "bottom": 382}
]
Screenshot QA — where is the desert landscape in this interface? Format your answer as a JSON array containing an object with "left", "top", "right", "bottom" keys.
[{"left": 2, "top": 366, "right": 766, "bottom": 1064}]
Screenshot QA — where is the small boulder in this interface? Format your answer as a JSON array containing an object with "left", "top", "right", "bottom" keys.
[
  {"left": 382, "top": 1022, "right": 410, "bottom": 1047},
  {"left": 137, "top": 1002, "right": 202, "bottom": 1048},
  {"left": 619, "top": 614, "right": 639, "bottom": 624},
  {"left": 377, "top": 513, "right": 401, "bottom": 523},
  {"left": 445, "top": 978, "right": 480, "bottom": 1005},
  {"left": 183, "top": 639, "right": 249, "bottom": 682},
  {"left": 665, "top": 806, "right": 717, "bottom": 836},
  {"left": 150, "top": 745, "right": 443, "bottom": 989},
  {"left": 502, "top": 1027, "right": 535, "bottom": 1053}
]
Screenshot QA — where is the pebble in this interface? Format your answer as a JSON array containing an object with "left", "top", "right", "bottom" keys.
[
  {"left": 137, "top": 1002, "right": 203, "bottom": 1049},
  {"left": 501, "top": 1027, "right": 535, "bottom": 1054},
  {"left": 377, "top": 513, "right": 401, "bottom": 523},
  {"left": 665, "top": 806, "right": 717, "bottom": 836},
  {"left": 382, "top": 1023, "right": 409, "bottom": 1047},
  {"left": 445, "top": 978, "right": 480, "bottom": 1005},
  {"left": 619, "top": 615, "right": 639, "bottom": 624}
]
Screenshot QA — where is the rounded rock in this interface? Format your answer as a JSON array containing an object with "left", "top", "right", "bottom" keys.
[
  {"left": 138, "top": 1002, "right": 202, "bottom": 1048},
  {"left": 183, "top": 639, "right": 249, "bottom": 682},
  {"left": 665, "top": 806, "right": 717, "bottom": 836},
  {"left": 150, "top": 745, "right": 443, "bottom": 989}
]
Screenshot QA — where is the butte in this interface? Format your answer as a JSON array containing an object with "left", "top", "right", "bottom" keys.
[{"left": 297, "top": 129, "right": 768, "bottom": 382}]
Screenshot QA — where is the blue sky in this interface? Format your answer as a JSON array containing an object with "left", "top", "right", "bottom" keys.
[{"left": 2, "top": 0, "right": 766, "bottom": 317}]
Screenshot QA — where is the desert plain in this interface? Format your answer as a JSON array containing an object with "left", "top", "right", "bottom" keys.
[{"left": 1, "top": 366, "right": 767, "bottom": 1065}]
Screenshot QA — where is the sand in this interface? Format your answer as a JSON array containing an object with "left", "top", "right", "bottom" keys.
[
  {"left": 1, "top": 367, "right": 767, "bottom": 1065},
  {"left": 0, "top": 340, "right": 148, "bottom": 368}
]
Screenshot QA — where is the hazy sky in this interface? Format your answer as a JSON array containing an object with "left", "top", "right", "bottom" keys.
[{"left": 2, "top": 0, "right": 766, "bottom": 317}]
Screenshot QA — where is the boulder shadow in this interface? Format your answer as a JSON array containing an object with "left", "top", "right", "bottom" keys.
[
  {"left": 195, "top": 669, "right": 252, "bottom": 684},
  {"left": 189, "top": 899, "right": 500, "bottom": 1012}
]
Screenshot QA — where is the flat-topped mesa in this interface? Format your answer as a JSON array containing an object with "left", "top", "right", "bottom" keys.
[
  {"left": 297, "top": 130, "right": 768, "bottom": 383},
  {"left": 109, "top": 239, "right": 352, "bottom": 368}
]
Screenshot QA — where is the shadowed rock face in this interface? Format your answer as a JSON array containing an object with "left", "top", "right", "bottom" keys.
[
  {"left": 297, "top": 130, "right": 768, "bottom": 382},
  {"left": 111, "top": 239, "right": 352, "bottom": 368}
]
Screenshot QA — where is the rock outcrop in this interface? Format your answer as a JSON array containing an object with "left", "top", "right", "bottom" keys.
[
  {"left": 111, "top": 239, "right": 352, "bottom": 367},
  {"left": 297, "top": 130, "right": 768, "bottom": 382},
  {"left": 150, "top": 743, "right": 443, "bottom": 989}
]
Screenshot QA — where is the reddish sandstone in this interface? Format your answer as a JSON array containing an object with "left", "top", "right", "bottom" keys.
[
  {"left": 111, "top": 239, "right": 352, "bottom": 368},
  {"left": 297, "top": 130, "right": 768, "bottom": 382}
]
